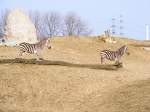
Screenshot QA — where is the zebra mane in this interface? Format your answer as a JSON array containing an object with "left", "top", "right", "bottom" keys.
[
  {"left": 117, "top": 45, "right": 127, "bottom": 55},
  {"left": 118, "top": 45, "right": 126, "bottom": 50},
  {"left": 36, "top": 38, "right": 48, "bottom": 48}
]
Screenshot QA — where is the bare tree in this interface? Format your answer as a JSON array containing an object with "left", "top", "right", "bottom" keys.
[
  {"left": 76, "top": 19, "right": 92, "bottom": 36},
  {"left": 63, "top": 12, "right": 92, "bottom": 36},
  {"left": 29, "top": 10, "right": 45, "bottom": 38},
  {"left": 29, "top": 11, "right": 92, "bottom": 38},
  {"left": 0, "top": 9, "right": 9, "bottom": 35},
  {"left": 43, "top": 12, "right": 62, "bottom": 37}
]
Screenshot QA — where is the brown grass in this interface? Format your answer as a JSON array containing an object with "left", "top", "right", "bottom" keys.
[
  {"left": 0, "top": 36, "right": 150, "bottom": 112},
  {"left": 104, "top": 79, "right": 150, "bottom": 112}
]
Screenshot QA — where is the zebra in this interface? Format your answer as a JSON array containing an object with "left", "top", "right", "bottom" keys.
[
  {"left": 100, "top": 45, "right": 130, "bottom": 64},
  {"left": 18, "top": 38, "right": 51, "bottom": 60}
]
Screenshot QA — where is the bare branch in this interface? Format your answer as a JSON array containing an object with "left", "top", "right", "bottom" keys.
[
  {"left": 43, "top": 12, "right": 62, "bottom": 37},
  {"left": 63, "top": 12, "right": 92, "bottom": 36},
  {"left": 0, "top": 9, "right": 10, "bottom": 35}
]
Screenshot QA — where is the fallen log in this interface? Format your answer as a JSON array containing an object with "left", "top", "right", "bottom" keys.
[{"left": 0, "top": 58, "right": 122, "bottom": 70}]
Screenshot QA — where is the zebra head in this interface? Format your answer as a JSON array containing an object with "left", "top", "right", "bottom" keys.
[
  {"left": 123, "top": 45, "right": 130, "bottom": 55},
  {"left": 45, "top": 39, "right": 52, "bottom": 49}
]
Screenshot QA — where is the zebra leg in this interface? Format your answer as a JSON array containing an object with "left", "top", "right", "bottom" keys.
[
  {"left": 115, "top": 58, "right": 119, "bottom": 64},
  {"left": 115, "top": 58, "right": 121, "bottom": 64},
  {"left": 36, "top": 49, "right": 44, "bottom": 60},
  {"left": 38, "top": 53, "right": 44, "bottom": 60},
  {"left": 117, "top": 57, "right": 122, "bottom": 63},
  {"left": 35, "top": 52, "right": 43, "bottom": 61},
  {"left": 19, "top": 52, "right": 22, "bottom": 56},
  {"left": 17, "top": 51, "right": 24, "bottom": 59},
  {"left": 35, "top": 53, "right": 40, "bottom": 61}
]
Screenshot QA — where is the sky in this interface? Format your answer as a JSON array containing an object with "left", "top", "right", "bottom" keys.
[{"left": 0, "top": 0, "right": 150, "bottom": 40}]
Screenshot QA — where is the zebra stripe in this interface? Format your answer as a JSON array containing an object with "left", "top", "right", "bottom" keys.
[
  {"left": 100, "top": 45, "right": 128, "bottom": 64},
  {"left": 19, "top": 43, "right": 36, "bottom": 54},
  {"left": 18, "top": 38, "right": 51, "bottom": 60}
]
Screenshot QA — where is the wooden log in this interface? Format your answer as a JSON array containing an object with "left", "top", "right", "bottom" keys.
[{"left": 0, "top": 58, "right": 123, "bottom": 70}]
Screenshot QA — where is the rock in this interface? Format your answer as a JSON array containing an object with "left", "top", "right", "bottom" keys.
[{"left": 4, "top": 9, "right": 37, "bottom": 46}]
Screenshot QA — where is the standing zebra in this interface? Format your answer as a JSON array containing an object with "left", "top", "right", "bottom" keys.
[
  {"left": 18, "top": 38, "right": 51, "bottom": 60},
  {"left": 100, "top": 45, "right": 129, "bottom": 64}
]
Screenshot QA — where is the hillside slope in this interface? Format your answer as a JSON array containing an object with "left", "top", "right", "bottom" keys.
[{"left": 0, "top": 36, "right": 150, "bottom": 112}]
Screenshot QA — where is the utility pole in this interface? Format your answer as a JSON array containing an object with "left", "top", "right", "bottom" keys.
[
  {"left": 111, "top": 18, "right": 116, "bottom": 35},
  {"left": 119, "top": 15, "right": 124, "bottom": 36},
  {"left": 146, "top": 25, "right": 149, "bottom": 40}
]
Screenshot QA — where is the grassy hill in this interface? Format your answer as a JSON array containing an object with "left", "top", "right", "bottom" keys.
[{"left": 0, "top": 36, "right": 150, "bottom": 112}]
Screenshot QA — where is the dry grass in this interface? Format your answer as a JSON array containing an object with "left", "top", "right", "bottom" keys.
[
  {"left": 0, "top": 36, "right": 150, "bottom": 112},
  {"left": 104, "top": 79, "right": 150, "bottom": 112}
]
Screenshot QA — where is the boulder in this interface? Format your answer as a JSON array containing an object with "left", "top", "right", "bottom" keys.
[{"left": 4, "top": 9, "right": 37, "bottom": 46}]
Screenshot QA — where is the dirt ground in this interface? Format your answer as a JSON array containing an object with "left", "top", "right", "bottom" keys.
[{"left": 0, "top": 36, "right": 150, "bottom": 112}]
